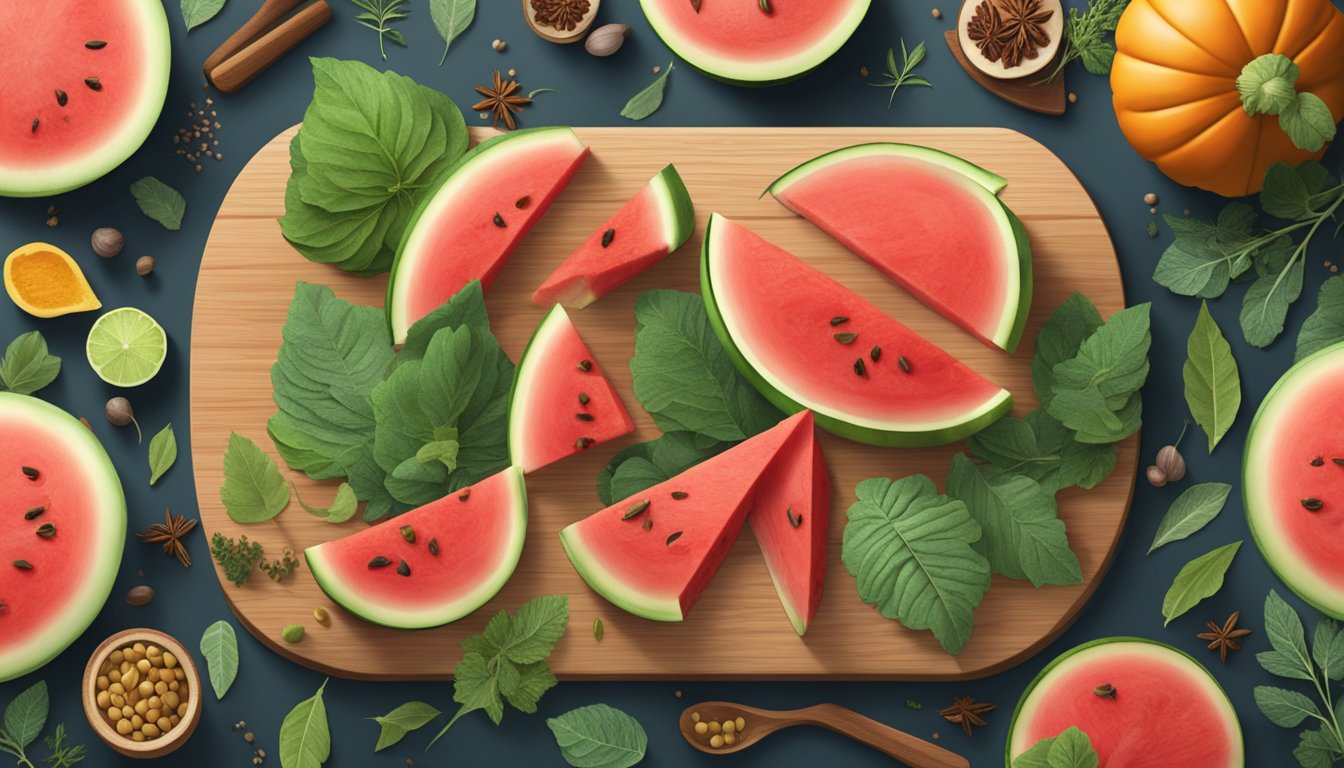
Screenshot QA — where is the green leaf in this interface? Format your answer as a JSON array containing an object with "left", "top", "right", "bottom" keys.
[
  {"left": 199, "top": 620, "right": 240, "bottom": 699},
  {"left": 279, "top": 680, "right": 330, "bottom": 768},
  {"left": 1294, "top": 726, "right": 1344, "bottom": 768},
  {"left": 397, "top": 280, "right": 491, "bottom": 363},
  {"left": 1313, "top": 619, "right": 1344, "bottom": 682},
  {"left": 1240, "top": 238, "right": 1304, "bottom": 348},
  {"left": 1261, "top": 162, "right": 1317, "bottom": 221},
  {"left": 429, "top": 0, "right": 475, "bottom": 65},
  {"left": 1161, "top": 541, "right": 1242, "bottom": 625},
  {"left": 842, "top": 475, "right": 990, "bottom": 655},
  {"left": 1259, "top": 589, "right": 1315, "bottom": 681},
  {"left": 620, "top": 62, "right": 673, "bottom": 120},
  {"left": 129, "top": 176, "right": 186, "bottom": 230},
  {"left": 1012, "top": 726, "right": 1098, "bottom": 768},
  {"left": 1153, "top": 205, "right": 1259, "bottom": 298},
  {"left": 1148, "top": 483, "right": 1232, "bottom": 553},
  {"left": 148, "top": 423, "right": 178, "bottom": 485},
  {"left": 0, "top": 331, "right": 61, "bottom": 395},
  {"left": 295, "top": 482, "right": 360, "bottom": 523},
  {"left": 1255, "top": 686, "right": 1321, "bottom": 728},
  {"left": 371, "top": 701, "right": 441, "bottom": 752},
  {"left": 1050, "top": 303, "right": 1152, "bottom": 412},
  {"left": 546, "top": 704, "right": 648, "bottom": 768},
  {"left": 1032, "top": 292, "right": 1103, "bottom": 407},
  {"left": 1280, "top": 92, "right": 1337, "bottom": 152},
  {"left": 1237, "top": 53, "right": 1300, "bottom": 115},
  {"left": 1182, "top": 302, "right": 1240, "bottom": 452},
  {"left": 2, "top": 681, "right": 48, "bottom": 749},
  {"left": 1074, "top": 35, "right": 1116, "bottom": 76},
  {"left": 1297, "top": 276, "right": 1344, "bottom": 362},
  {"left": 597, "top": 431, "right": 733, "bottom": 506},
  {"left": 415, "top": 437, "right": 460, "bottom": 471},
  {"left": 220, "top": 432, "right": 291, "bottom": 524},
  {"left": 489, "top": 594, "right": 570, "bottom": 665},
  {"left": 969, "top": 411, "right": 1115, "bottom": 493},
  {"left": 181, "top": 0, "right": 226, "bottom": 30}
]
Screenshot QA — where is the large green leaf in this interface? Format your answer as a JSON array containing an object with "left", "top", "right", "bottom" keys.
[
  {"left": 1161, "top": 541, "right": 1241, "bottom": 625},
  {"left": 546, "top": 704, "right": 648, "bottom": 768},
  {"left": 597, "top": 431, "right": 733, "bottom": 506},
  {"left": 279, "top": 680, "right": 330, "bottom": 768},
  {"left": 1297, "top": 276, "right": 1344, "bottom": 362},
  {"left": 1148, "top": 483, "right": 1232, "bottom": 553},
  {"left": 1182, "top": 302, "right": 1240, "bottom": 452},
  {"left": 219, "top": 433, "right": 290, "bottom": 524},
  {"left": 199, "top": 621, "right": 239, "bottom": 699}
]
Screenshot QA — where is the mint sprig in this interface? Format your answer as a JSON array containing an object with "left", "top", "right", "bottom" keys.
[
  {"left": 1012, "top": 725, "right": 1099, "bottom": 767},
  {"left": 1256, "top": 590, "right": 1344, "bottom": 767},
  {"left": 1237, "top": 54, "right": 1338, "bottom": 152}
]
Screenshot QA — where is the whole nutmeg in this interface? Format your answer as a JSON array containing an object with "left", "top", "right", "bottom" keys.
[
  {"left": 91, "top": 227, "right": 123, "bottom": 258},
  {"left": 1155, "top": 444, "right": 1186, "bottom": 482},
  {"left": 1146, "top": 465, "right": 1169, "bottom": 487},
  {"left": 585, "top": 23, "right": 630, "bottom": 57},
  {"left": 126, "top": 585, "right": 155, "bottom": 607},
  {"left": 136, "top": 255, "right": 156, "bottom": 276}
]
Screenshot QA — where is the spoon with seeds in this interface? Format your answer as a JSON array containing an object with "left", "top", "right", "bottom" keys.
[{"left": 680, "top": 702, "right": 968, "bottom": 767}]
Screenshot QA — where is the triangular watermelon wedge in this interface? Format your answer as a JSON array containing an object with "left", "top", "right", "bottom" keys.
[
  {"left": 532, "top": 164, "right": 695, "bottom": 309},
  {"left": 560, "top": 411, "right": 810, "bottom": 622}
]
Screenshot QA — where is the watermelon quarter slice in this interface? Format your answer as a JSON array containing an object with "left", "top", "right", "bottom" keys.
[
  {"left": 533, "top": 164, "right": 695, "bottom": 309},
  {"left": 1245, "top": 341, "right": 1344, "bottom": 618},
  {"left": 509, "top": 305, "right": 635, "bottom": 474},
  {"left": 560, "top": 411, "right": 811, "bottom": 622},
  {"left": 386, "top": 127, "right": 590, "bottom": 345},
  {"left": 305, "top": 466, "right": 527, "bottom": 629},
  {"left": 701, "top": 214, "right": 1011, "bottom": 447},
  {"left": 768, "top": 144, "right": 1033, "bottom": 352},
  {"left": 1, "top": 393, "right": 126, "bottom": 682}
]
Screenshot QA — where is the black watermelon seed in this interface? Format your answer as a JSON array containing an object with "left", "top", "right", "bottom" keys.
[
  {"left": 853, "top": 358, "right": 866, "bottom": 377},
  {"left": 578, "top": 392, "right": 590, "bottom": 405},
  {"left": 85, "top": 77, "right": 102, "bottom": 91},
  {"left": 515, "top": 196, "right": 531, "bottom": 209},
  {"left": 575, "top": 437, "right": 594, "bottom": 450},
  {"left": 493, "top": 212, "right": 506, "bottom": 227},
  {"left": 24, "top": 506, "right": 46, "bottom": 521},
  {"left": 834, "top": 332, "right": 858, "bottom": 344},
  {"left": 622, "top": 500, "right": 650, "bottom": 520},
  {"left": 1312, "top": 457, "right": 1326, "bottom": 467},
  {"left": 459, "top": 489, "right": 471, "bottom": 502},
  {"left": 13, "top": 560, "right": 34, "bottom": 570},
  {"left": 601, "top": 228, "right": 615, "bottom": 248},
  {"left": 576, "top": 412, "right": 595, "bottom": 422},
  {"left": 36, "top": 523, "right": 56, "bottom": 539},
  {"left": 21, "top": 466, "right": 39, "bottom": 480},
  {"left": 429, "top": 538, "right": 440, "bottom": 556},
  {"left": 368, "top": 556, "right": 392, "bottom": 568},
  {"left": 830, "top": 316, "right": 849, "bottom": 326},
  {"left": 665, "top": 531, "right": 683, "bottom": 545},
  {"left": 898, "top": 356, "right": 912, "bottom": 373},
  {"left": 577, "top": 359, "right": 592, "bottom": 372},
  {"left": 31, "top": 118, "right": 38, "bottom": 133},
  {"left": 671, "top": 491, "right": 688, "bottom": 500},
  {"left": 85, "top": 40, "right": 107, "bottom": 49},
  {"left": 396, "top": 559, "right": 411, "bottom": 577},
  {"left": 55, "top": 89, "right": 67, "bottom": 107},
  {"left": 1303, "top": 498, "right": 1324, "bottom": 512}
]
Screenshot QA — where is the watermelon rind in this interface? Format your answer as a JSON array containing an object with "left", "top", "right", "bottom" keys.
[
  {"left": 1244, "top": 341, "right": 1344, "bottom": 619},
  {"left": 508, "top": 304, "right": 565, "bottom": 472},
  {"left": 651, "top": 164, "right": 695, "bottom": 254},
  {"left": 1005, "top": 637, "right": 1244, "bottom": 767},
  {"left": 767, "top": 142, "right": 1009, "bottom": 197},
  {"left": 0, "top": 393, "right": 126, "bottom": 682},
  {"left": 638, "top": 0, "right": 871, "bottom": 86},
  {"left": 558, "top": 527, "right": 683, "bottom": 623}
]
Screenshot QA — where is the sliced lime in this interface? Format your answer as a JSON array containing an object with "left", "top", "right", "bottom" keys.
[{"left": 86, "top": 307, "right": 167, "bottom": 387}]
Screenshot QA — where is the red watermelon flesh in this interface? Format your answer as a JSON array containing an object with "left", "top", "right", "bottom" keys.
[
  {"left": 748, "top": 412, "right": 829, "bottom": 635},
  {"left": 305, "top": 466, "right": 527, "bottom": 629},
  {"left": 509, "top": 305, "right": 635, "bottom": 474},
  {"left": 559, "top": 411, "right": 810, "bottom": 622}
]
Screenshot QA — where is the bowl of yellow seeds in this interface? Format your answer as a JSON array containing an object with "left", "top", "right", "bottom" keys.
[{"left": 82, "top": 628, "right": 202, "bottom": 758}]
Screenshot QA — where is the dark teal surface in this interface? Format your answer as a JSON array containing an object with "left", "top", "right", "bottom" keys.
[{"left": 3, "top": 1, "right": 1344, "bottom": 765}]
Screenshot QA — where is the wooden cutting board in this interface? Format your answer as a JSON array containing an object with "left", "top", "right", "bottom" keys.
[{"left": 190, "top": 126, "right": 1136, "bottom": 680}]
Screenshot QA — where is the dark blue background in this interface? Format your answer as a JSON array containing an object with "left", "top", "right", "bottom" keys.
[{"left": 3, "top": 1, "right": 1343, "bottom": 765}]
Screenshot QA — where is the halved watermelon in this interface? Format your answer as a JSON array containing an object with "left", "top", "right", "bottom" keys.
[
  {"left": 1245, "top": 341, "right": 1344, "bottom": 618},
  {"left": 701, "top": 214, "right": 1012, "bottom": 447},
  {"left": 1, "top": 393, "right": 126, "bottom": 682},
  {"left": 305, "top": 466, "right": 526, "bottom": 629},
  {"left": 0, "top": 0, "right": 171, "bottom": 197},
  {"left": 533, "top": 164, "right": 695, "bottom": 309},
  {"left": 639, "top": 0, "right": 871, "bottom": 85},
  {"left": 748, "top": 411, "right": 829, "bottom": 635},
  {"left": 560, "top": 411, "right": 809, "bottom": 621},
  {"left": 768, "top": 144, "right": 1033, "bottom": 352},
  {"left": 1007, "top": 638, "right": 1243, "bottom": 767},
  {"left": 386, "top": 127, "right": 590, "bottom": 344},
  {"left": 509, "top": 305, "right": 635, "bottom": 474}
]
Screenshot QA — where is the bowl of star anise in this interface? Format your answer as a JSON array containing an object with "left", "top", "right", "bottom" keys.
[
  {"left": 957, "top": 0, "right": 1064, "bottom": 80},
  {"left": 524, "top": 0, "right": 601, "bottom": 44}
]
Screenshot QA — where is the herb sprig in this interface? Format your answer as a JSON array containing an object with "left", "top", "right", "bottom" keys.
[
  {"left": 1255, "top": 590, "right": 1344, "bottom": 767},
  {"left": 0, "top": 683, "right": 87, "bottom": 768},
  {"left": 1041, "top": 0, "right": 1129, "bottom": 83},
  {"left": 869, "top": 39, "right": 932, "bottom": 108},
  {"left": 349, "top": 0, "right": 408, "bottom": 61}
]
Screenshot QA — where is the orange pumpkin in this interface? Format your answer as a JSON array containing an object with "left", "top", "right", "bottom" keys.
[{"left": 1111, "top": 0, "right": 1344, "bottom": 197}]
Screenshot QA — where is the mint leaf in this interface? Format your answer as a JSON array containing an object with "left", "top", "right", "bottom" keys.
[
  {"left": 1255, "top": 686, "right": 1321, "bottom": 728},
  {"left": 148, "top": 423, "right": 178, "bottom": 486},
  {"left": 0, "top": 331, "right": 61, "bottom": 395},
  {"left": 620, "top": 62, "right": 673, "bottom": 120},
  {"left": 1280, "top": 92, "right": 1337, "bottom": 152},
  {"left": 295, "top": 482, "right": 360, "bottom": 523},
  {"left": 220, "top": 432, "right": 290, "bottom": 524},
  {"left": 1161, "top": 541, "right": 1241, "bottom": 625},
  {"left": 371, "top": 702, "right": 440, "bottom": 752},
  {"left": 1313, "top": 618, "right": 1344, "bottom": 682},
  {"left": 547, "top": 704, "right": 648, "bottom": 768},
  {"left": 500, "top": 660, "right": 557, "bottom": 714},
  {"left": 279, "top": 680, "right": 330, "bottom": 768},
  {"left": 1295, "top": 726, "right": 1344, "bottom": 768},
  {"left": 1241, "top": 237, "right": 1304, "bottom": 348},
  {"left": 1237, "top": 53, "right": 1300, "bottom": 115},
  {"left": 199, "top": 620, "right": 239, "bottom": 699},
  {"left": 1051, "top": 303, "right": 1151, "bottom": 410},
  {"left": 1261, "top": 162, "right": 1317, "bottom": 221},
  {"left": 1297, "top": 276, "right": 1344, "bottom": 361},
  {"left": 1153, "top": 205, "right": 1260, "bottom": 298},
  {"left": 2, "top": 681, "right": 48, "bottom": 749},
  {"left": 969, "top": 410, "right": 1114, "bottom": 494},
  {"left": 130, "top": 176, "right": 185, "bottom": 230},
  {"left": 1012, "top": 726, "right": 1098, "bottom": 768},
  {"left": 398, "top": 280, "right": 492, "bottom": 364},
  {"left": 1148, "top": 482, "right": 1232, "bottom": 553},
  {"left": 1183, "top": 302, "right": 1240, "bottom": 452},
  {"left": 1032, "top": 291, "right": 1102, "bottom": 407},
  {"left": 180, "top": 0, "right": 226, "bottom": 30},
  {"left": 429, "top": 0, "right": 475, "bottom": 65},
  {"left": 597, "top": 431, "right": 733, "bottom": 506},
  {"left": 1260, "top": 589, "right": 1314, "bottom": 681}
]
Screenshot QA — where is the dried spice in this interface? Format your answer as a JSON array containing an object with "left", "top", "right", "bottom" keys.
[
  {"left": 531, "top": 0, "right": 590, "bottom": 31},
  {"left": 1197, "top": 611, "right": 1253, "bottom": 662},
  {"left": 966, "top": 0, "right": 1053, "bottom": 68},
  {"left": 939, "top": 695, "right": 995, "bottom": 737},
  {"left": 172, "top": 96, "right": 226, "bottom": 173},
  {"left": 966, "top": 1, "right": 1006, "bottom": 62},
  {"left": 472, "top": 70, "right": 532, "bottom": 131},
  {"left": 138, "top": 508, "right": 199, "bottom": 567}
]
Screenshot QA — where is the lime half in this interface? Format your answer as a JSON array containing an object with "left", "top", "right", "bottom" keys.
[{"left": 86, "top": 307, "right": 167, "bottom": 387}]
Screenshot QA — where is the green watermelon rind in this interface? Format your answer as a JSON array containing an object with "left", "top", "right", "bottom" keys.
[
  {"left": 507, "top": 304, "right": 567, "bottom": 473},
  {"left": 766, "top": 142, "right": 1034, "bottom": 352},
  {"left": 1004, "top": 637, "right": 1244, "bottom": 767},
  {"left": 700, "top": 214, "right": 1013, "bottom": 447},
  {"left": 651, "top": 164, "right": 696, "bottom": 253},
  {"left": 1244, "top": 341, "right": 1344, "bottom": 619},
  {"left": 638, "top": 0, "right": 871, "bottom": 87},
  {"left": 304, "top": 466, "right": 528, "bottom": 629},
  {"left": 0, "top": 393, "right": 126, "bottom": 682},
  {"left": 557, "top": 526, "right": 684, "bottom": 623}
]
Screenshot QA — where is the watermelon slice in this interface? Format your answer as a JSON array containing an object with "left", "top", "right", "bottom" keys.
[
  {"left": 1245, "top": 341, "right": 1344, "bottom": 618},
  {"left": 1007, "top": 638, "right": 1243, "bottom": 767},
  {"left": 701, "top": 214, "right": 1012, "bottom": 447},
  {"left": 386, "top": 127, "right": 590, "bottom": 344},
  {"left": 768, "top": 143, "right": 1033, "bottom": 352},
  {"left": 560, "top": 412, "right": 810, "bottom": 621},
  {"left": 749, "top": 412, "right": 830, "bottom": 635},
  {"left": 509, "top": 305, "right": 635, "bottom": 474},
  {"left": 305, "top": 466, "right": 527, "bottom": 629},
  {"left": 639, "top": 0, "right": 870, "bottom": 85},
  {"left": 533, "top": 164, "right": 695, "bottom": 309},
  {"left": 1, "top": 393, "right": 126, "bottom": 682},
  {"left": 0, "top": 0, "right": 171, "bottom": 198}
]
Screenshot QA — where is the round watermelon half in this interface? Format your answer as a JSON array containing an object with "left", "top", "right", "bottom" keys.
[
  {"left": 305, "top": 466, "right": 527, "bottom": 629},
  {"left": 638, "top": 0, "right": 871, "bottom": 86},
  {"left": 1245, "top": 341, "right": 1344, "bottom": 618},
  {"left": 0, "top": 0, "right": 171, "bottom": 198},
  {"left": 1006, "top": 637, "right": 1243, "bottom": 767},
  {"left": 701, "top": 213, "right": 1012, "bottom": 447},
  {"left": 1, "top": 393, "right": 126, "bottom": 682},
  {"left": 768, "top": 143, "right": 1033, "bottom": 352}
]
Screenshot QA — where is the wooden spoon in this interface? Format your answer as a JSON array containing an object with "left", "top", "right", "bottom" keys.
[{"left": 679, "top": 702, "right": 969, "bottom": 768}]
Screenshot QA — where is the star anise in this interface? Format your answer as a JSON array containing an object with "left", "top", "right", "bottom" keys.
[
  {"left": 939, "top": 695, "right": 996, "bottom": 737},
  {"left": 138, "top": 509, "right": 198, "bottom": 568},
  {"left": 531, "top": 0, "right": 590, "bottom": 32},
  {"left": 1198, "top": 611, "right": 1253, "bottom": 662},
  {"left": 472, "top": 70, "right": 532, "bottom": 132},
  {"left": 998, "top": 0, "right": 1054, "bottom": 68},
  {"left": 966, "top": 1, "right": 1007, "bottom": 63}
]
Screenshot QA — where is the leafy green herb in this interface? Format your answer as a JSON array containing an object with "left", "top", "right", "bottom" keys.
[
  {"left": 371, "top": 701, "right": 441, "bottom": 752},
  {"left": 1161, "top": 541, "right": 1242, "bottom": 625},
  {"left": 260, "top": 548, "right": 300, "bottom": 582},
  {"left": 905, "top": 699, "right": 923, "bottom": 710},
  {"left": 0, "top": 681, "right": 48, "bottom": 767},
  {"left": 1148, "top": 483, "right": 1232, "bottom": 554},
  {"left": 129, "top": 176, "right": 185, "bottom": 230},
  {"left": 546, "top": 704, "right": 648, "bottom": 768},
  {"left": 429, "top": 0, "right": 475, "bottom": 65},
  {"left": 1297, "top": 275, "right": 1344, "bottom": 362},
  {"left": 295, "top": 483, "right": 360, "bottom": 523},
  {"left": 968, "top": 410, "right": 1114, "bottom": 494},
  {"left": 280, "top": 679, "right": 331, "bottom": 768},
  {"left": 1183, "top": 302, "right": 1240, "bottom": 453},
  {"left": 1046, "top": 303, "right": 1151, "bottom": 444},
  {"left": 1146, "top": 220, "right": 1159, "bottom": 239},
  {"left": 1255, "top": 590, "right": 1344, "bottom": 767},
  {"left": 220, "top": 432, "right": 290, "bottom": 524},
  {"left": 180, "top": 0, "right": 226, "bottom": 30},
  {"left": 842, "top": 476, "right": 990, "bottom": 655},
  {"left": 199, "top": 620, "right": 240, "bottom": 699},
  {"left": 1237, "top": 54, "right": 1338, "bottom": 152},
  {"left": 1042, "top": 0, "right": 1129, "bottom": 82},
  {"left": 148, "top": 423, "right": 178, "bottom": 486},
  {"left": 620, "top": 62, "right": 673, "bottom": 121},
  {"left": 1012, "top": 725, "right": 1099, "bottom": 767},
  {"left": 40, "top": 725, "right": 85, "bottom": 768},
  {"left": 0, "top": 332, "right": 61, "bottom": 395},
  {"left": 597, "top": 431, "right": 733, "bottom": 506},
  {"left": 350, "top": 0, "right": 408, "bottom": 60},
  {"left": 428, "top": 596, "right": 569, "bottom": 749},
  {"left": 209, "top": 533, "right": 265, "bottom": 587},
  {"left": 869, "top": 39, "right": 932, "bottom": 108}
]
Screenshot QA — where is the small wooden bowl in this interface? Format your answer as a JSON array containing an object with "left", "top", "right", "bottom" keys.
[
  {"left": 522, "top": 0, "right": 600, "bottom": 43},
  {"left": 82, "top": 629, "right": 203, "bottom": 759}
]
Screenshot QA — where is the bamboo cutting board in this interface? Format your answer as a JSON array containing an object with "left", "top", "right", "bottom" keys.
[{"left": 190, "top": 126, "right": 1136, "bottom": 680}]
